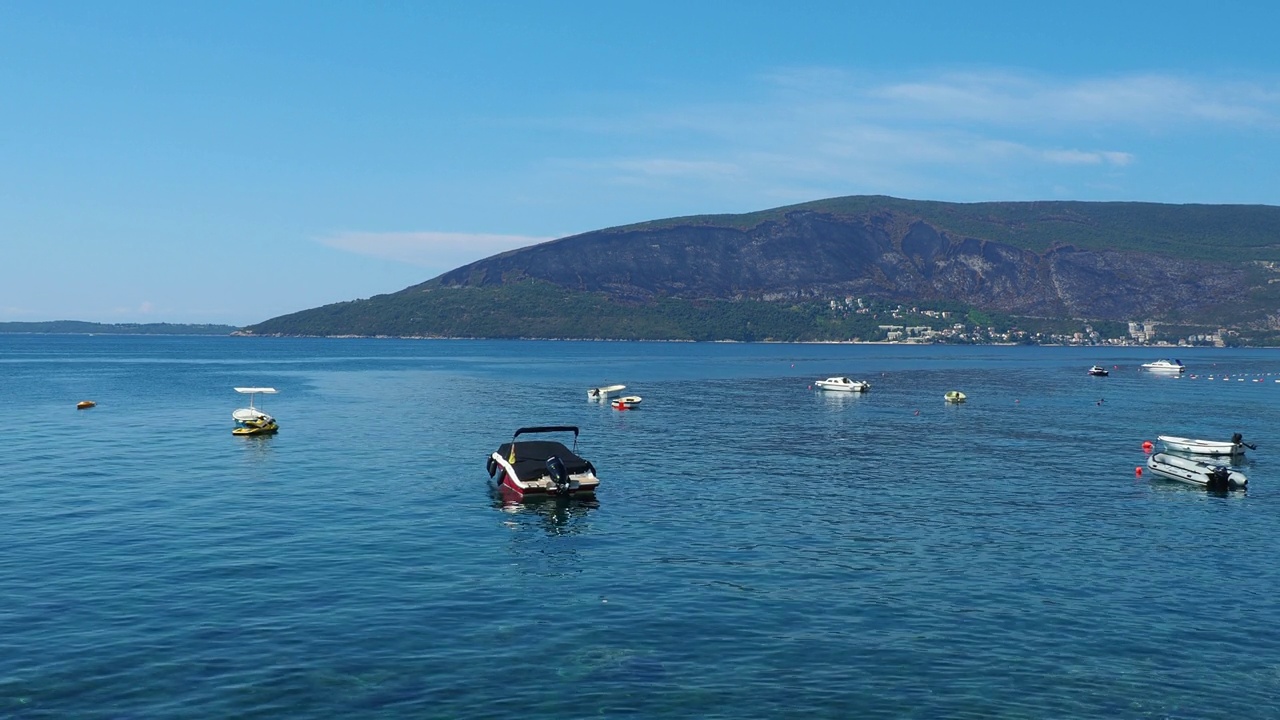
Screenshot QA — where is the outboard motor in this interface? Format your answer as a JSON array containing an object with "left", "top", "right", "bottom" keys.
[
  {"left": 1206, "top": 466, "right": 1231, "bottom": 492},
  {"left": 546, "top": 456, "right": 571, "bottom": 494}
]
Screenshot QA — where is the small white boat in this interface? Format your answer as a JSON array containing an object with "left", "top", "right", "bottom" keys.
[
  {"left": 944, "top": 390, "right": 966, "bottom": 403},
  {"left": 232, "top": 387, "right": 278, "bottom": 436},
  {"left": 588, "top": 384, "right": 626, "bottom": 400},
  {"left": 611, "top": 395, "right": 642, "bottom": 410},
  {"left": 814, "top": 377, "right": 870, "bottom": 392},
  {"left": 1088, "top": 365, "right": 1109, "bottom": 376},
  {"left": 1146, "top": 452, "right": 1247, "bottom": 490},
  {"left": 1142, "top": 359, "right": 1186, "bottom": 373},
  {"left": 1158, "top": 433, "right": 1252, "bottom": 457}
]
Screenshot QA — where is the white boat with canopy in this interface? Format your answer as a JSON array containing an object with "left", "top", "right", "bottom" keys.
[
  {"left": 814, "top": 377, "right": 870, "bottom": 392},
  {"left": 1142, "top": 359, "right": 1186, "bottom": 373},
  {"left": 232, "top": 387, "right": 278, "bottom": 435}
]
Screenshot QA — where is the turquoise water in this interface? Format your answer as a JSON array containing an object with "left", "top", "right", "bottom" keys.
[{"left": 3, "top": 335, "right": 1280, "bottom": 718}]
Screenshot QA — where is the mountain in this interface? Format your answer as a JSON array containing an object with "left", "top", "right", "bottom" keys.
[{"left": 244, "top": 196, "right": 1280, "bottom": 342}]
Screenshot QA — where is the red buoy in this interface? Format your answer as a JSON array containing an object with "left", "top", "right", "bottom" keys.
[
  {"left": 1135, "top": 466, "right": 1143, "bottom": 477},
  {"left": 1142, "top": 441, "right": 1154, "bottom": 453}
]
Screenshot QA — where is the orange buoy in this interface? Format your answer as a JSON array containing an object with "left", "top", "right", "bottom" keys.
[
  {"left": 76, "top": 400, "right": 96, "bottom": 410},
  {"left": 1142, "top": 440, "right": 1154, "bottom": 452},
  {"left": 1135, "top": 466, "right": 1143, "bottom": 477}
]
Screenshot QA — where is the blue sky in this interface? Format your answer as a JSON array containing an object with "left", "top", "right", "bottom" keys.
[{"left": 3, "top": 1, "right": 1279, "bottom": 325}]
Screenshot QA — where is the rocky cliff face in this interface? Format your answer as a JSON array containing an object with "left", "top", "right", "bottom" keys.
[{"left": 429, "top": 209, "right": 1254, "bottom": 323}]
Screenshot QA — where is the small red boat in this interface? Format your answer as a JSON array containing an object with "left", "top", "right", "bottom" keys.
[{"left": 611, "top": 395, "right": 642, "bottom": 410}]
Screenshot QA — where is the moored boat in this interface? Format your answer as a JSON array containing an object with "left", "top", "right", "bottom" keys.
[
  {"left": 588, "top": 384, "right": 626, "bottom": 400},
  {"left": 611, "top": 395, "right": 642, "bottom": 409},
  {"left": 814, "top": 377, "right": 870, "bottom": 392},
  {"left": 1142, "top": 359, "right": 1186, "bottom": 373},
  {"left": 1088, "top": 365, "right": 1109, "bottom": 376},
  {"left": 1158, "top": 433, "right": 1252, "bottom": 457},
  {"left": 944, "top": 390, "right": 966, "bottom": 403},
  {"left": 1146, "top": 451, "right": 1247, "bottom": 490},
  {"left": 76, "top": 400, "right": 96, "bottom": 409},
  {"left": 487, "top": 426, "right": 599, "bottom": 500},
  {"left": 232, "top": 387, "right": 279, "bottom": 436}
]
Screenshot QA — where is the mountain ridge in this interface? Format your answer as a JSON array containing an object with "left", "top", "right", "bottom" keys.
[{"left": 244, "top": 196, "right": 1280, "bottom": 341}]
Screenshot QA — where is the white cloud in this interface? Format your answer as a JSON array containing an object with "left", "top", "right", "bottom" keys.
[
  {"left": 611, "top": 158, "right": 741, "bottom": 179},
  {"left": 316, "top": 231, "right": 558, "bottom": 270},
  {"left": 541, "top": 66, "right": 1277, "bottom": 201}
]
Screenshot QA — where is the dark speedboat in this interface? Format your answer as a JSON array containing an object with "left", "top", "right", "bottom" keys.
[{"left": 486, "top": 426, "right": 599, "bottom": 500}]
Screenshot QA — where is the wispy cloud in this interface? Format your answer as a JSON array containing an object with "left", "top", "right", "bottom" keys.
[
  {"left": 543, "top": 67, "right": 1279, "bottom": 202},
  {"left": 316, "top": 231, "right": 558, "bottom": 270}
]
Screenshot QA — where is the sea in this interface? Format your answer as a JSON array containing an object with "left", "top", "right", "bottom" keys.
[{"left": 3, "top": 334, "right": 1280, "bottom": 719}]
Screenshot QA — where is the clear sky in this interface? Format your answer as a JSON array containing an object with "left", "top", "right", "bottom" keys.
[{"left": 3, "top": 1, "right": 1279, "bottom": 325}]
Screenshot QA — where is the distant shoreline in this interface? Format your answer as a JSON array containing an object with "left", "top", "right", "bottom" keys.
[{"left": 0, "top": 321, "right": 239, "bottom": 336}]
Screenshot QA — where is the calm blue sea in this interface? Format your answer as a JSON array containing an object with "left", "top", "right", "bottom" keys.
[{"left": 3, "top": 335, "right": 1280, "bottom": 719}]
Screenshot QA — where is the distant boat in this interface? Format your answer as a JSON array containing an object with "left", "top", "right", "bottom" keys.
[
  {"left": 1142, "top": 359, "right": 1185, "bottom": 373},
  {"left": 232, "top": 387, "right": 279, "bottom": 436},
  {"left": 814, "top": 377, "right": 870, "bottom": 392},
  {"left": 611, "top": 395, "right": 642, "bottom": 410},
  {"left": 944, "top": 390, "right": 966, "bottom": 403},
  {"left": 1088, "top": 365, "right": 1109, "bottom": 376},
  {"left": 76, "top": 400, "right": 96, "bottom": 409},
  {"left": 1146, "top": 452, "right": 1246, "bottom": 491},
  {"left": 588, "top": 384, "right": 626, "bottom": 400}
]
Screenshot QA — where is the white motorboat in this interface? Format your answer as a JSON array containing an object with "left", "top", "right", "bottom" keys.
[
  {"left": 1146, "top": 452, "right": 1247, "bottom": 491},
  {"left": 944, "top": 390, "right": 966, "bottom": 403},
  {"left": 486, "top": 426, "right": 599, "bottom": 500},
  {"left": 232, "top": 387, "right": 278, "bottom": 436},
  {"left": 1088, "top": 365, "right": 1109, "bottom": 376},
  {"left": 588, "top": 384, "right": 626, "bottom": 400},
  {"left": 611, "top": 395, "right": 642, "bottom": 410},
  {"left": 814, "top": 377, "right": 870, "bottom": 392},
  {"left": 1158, "top": 433, "right": 1253, "bottom": 457},
  {"left": 1142, "top": 359, "right": 1186, "bottom": 373}
]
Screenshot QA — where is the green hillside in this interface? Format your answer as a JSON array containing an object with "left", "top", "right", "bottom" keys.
[{"left": 622, "top": 197, "right": 1280, "bottom": 261}]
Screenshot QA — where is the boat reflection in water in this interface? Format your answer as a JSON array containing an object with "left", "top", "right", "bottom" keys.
[
  {"left": 819, "top": 389, "right": 866, "bottom": 408},
  {"left": 492, "top": 492, "right": 599, "bottom": 537}
]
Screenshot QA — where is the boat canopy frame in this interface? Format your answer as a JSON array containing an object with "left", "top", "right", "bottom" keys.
[{"left": 513, "top": 426, "right": 580, "bottom": 451}]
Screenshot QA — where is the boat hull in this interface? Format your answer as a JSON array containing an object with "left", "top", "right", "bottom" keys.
[
  {"left": 944, "top": 391, "right": 966, "bottom": 403},
  {"left": 1146, "top": 452, "right": 1246, "bottom": 490},
  {"left": 1157, "top": 435, "right": 1245, "bottom": 456},
  {"left": 232, "top": 422, "right": 278, "bottom": 436},
  {"left": 611, "top": 395, "right": 642, "bottom": 409},
  {"left": 488, "top": 452, "right": 599, "bottom": 499}
]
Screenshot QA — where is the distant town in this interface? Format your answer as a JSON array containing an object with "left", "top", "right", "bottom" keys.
[{"left": 828, "top": 297, "right": 1233, "bottom": 347}]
